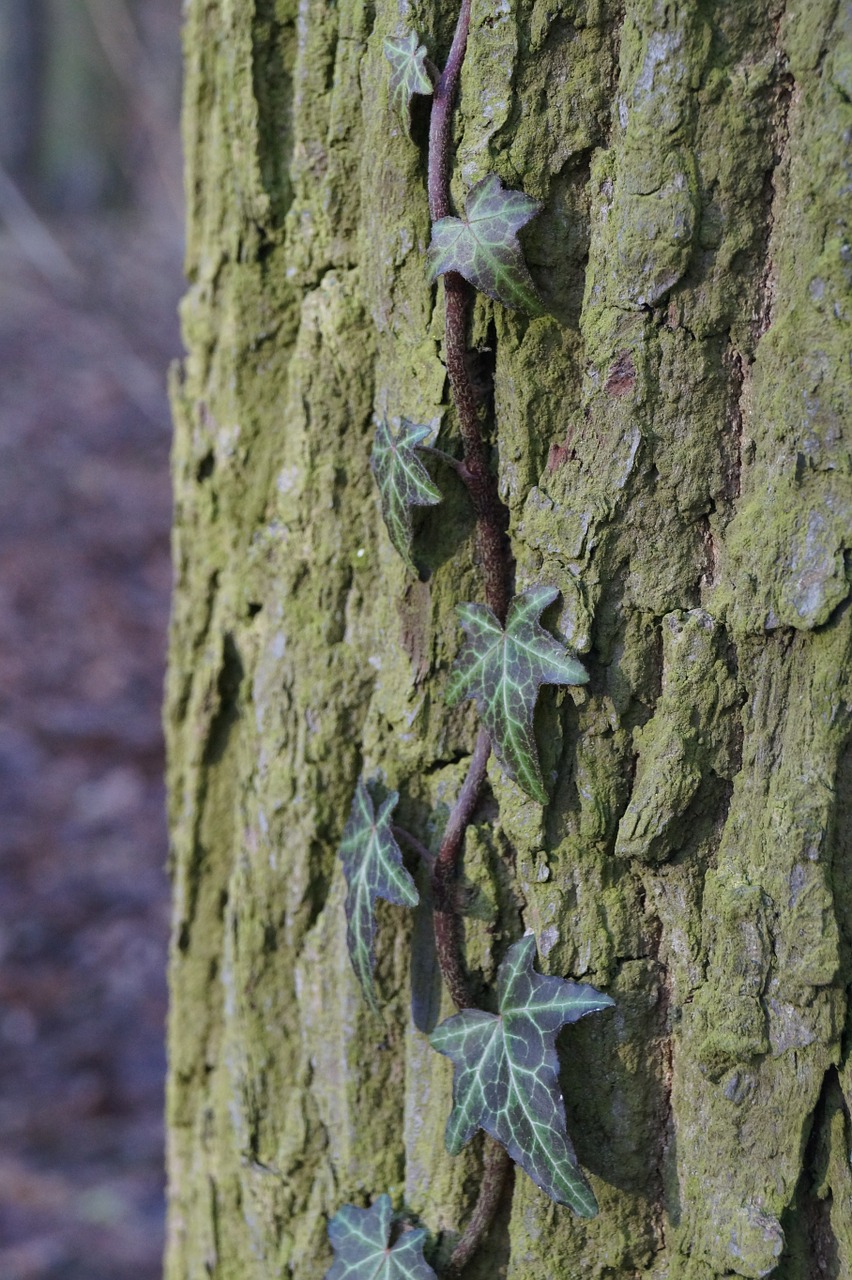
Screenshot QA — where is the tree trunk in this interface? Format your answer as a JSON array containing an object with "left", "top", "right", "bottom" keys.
[{"left": 165, "top": 2, "right": 852, "bottom": 1277}]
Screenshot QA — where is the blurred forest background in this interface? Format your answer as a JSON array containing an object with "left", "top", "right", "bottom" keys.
[{"left": 0, "top": 2, "right": 182, "bottom": 1277}]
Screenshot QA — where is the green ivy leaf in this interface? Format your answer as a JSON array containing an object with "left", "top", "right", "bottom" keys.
[
  {"left": 326, "top": 1194, "right": 437, "bottom": 1279},
  {"left": 371, "top": 417, "right": 442, "bottom": 569},
  {"left": 339, "top": 778, "right": 419, "bottom": 1010},
  {"left": 426, "top": 173, "right": 544, "bottom": 314},
  {"left": 430, "top": 935, "right": 613, "bottom": 1216},
  {"left": 384, "top": 31, "right": 433, "bottom": 131},
  {"left": 446, "top": 585, "right": 588, "bottom": 803}
]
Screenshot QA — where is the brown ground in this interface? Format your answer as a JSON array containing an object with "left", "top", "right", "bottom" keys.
[{"left": 0, "top": 208, "right": 181, "bottom": 1278}]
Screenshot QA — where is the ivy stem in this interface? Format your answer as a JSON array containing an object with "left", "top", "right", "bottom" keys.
[
  {"left": 427, "top": 0, "right": 471, "bottom": 225},
  {"left": 426, "top": 4, "right": 514, "bottom": 1269},
  {"left": 431, "top": 727, "right": 490, "bottom": 1011},
  {"left": 427, "top": 0, "right": 509, "bottom": 624},
  {"left": 445, "top": 1140, "right": 512, "bottom": 1276}
]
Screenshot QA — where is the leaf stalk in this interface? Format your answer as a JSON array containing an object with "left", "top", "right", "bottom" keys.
[{"left": 392, "top": 824, "right": 435, "bottom": 869}]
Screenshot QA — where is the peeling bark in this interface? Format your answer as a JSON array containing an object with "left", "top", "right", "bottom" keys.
[{"left": 165, "top": 2, "right": 852, "bottom": 1277}]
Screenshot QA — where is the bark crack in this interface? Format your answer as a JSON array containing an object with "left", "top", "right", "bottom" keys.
[{"left": 753, "top": 70, "right": 793, "bottom": 344}]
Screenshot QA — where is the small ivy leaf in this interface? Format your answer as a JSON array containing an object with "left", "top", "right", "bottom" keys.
[
  {"left": 326, "top": 1194, "right": 437, "bottom": 1279},
  {"left": 384, "top": 32, "right": 434, "bottom": 131},
  {"left": 446, "top": 585, "right": 588, "bottom": 803},
  {"left": 371, "top": 417, "right": 442, "bottom": 569},
  {"left": 426, "top": 173, "right": 544, "bottom": 314},
  {"left": 430, "top": 935, "right": 614, "bottom": 1216},
  {"left": 339, "top": 779, "right": 419, "bottom": 1010}
]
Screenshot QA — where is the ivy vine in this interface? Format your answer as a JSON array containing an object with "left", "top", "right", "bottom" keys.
[{"left": 326, "top": 5, "right": 613, "bottom": 1274}]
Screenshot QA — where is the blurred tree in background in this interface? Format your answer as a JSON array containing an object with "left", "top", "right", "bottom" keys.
[
  {"left": 0, "top": 0, "right": 180, "bottom": 214},
  {"left": 0, "top": 2, "right": 182, "bottom": 1278},
  {"left": 0, "top": 2, "right": 45, "bottom": 194}
]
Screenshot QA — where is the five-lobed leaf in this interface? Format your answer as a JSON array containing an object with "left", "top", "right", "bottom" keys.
[
  {"left": 427, "top": 173, "right": 544, "bottom": 314},
  {"left": 430, "top": 935, "right": 613, "bottom": 1216},
  {"left": 446, "top": 585, "right": 588, "bottom": 803},
  {"left": 384, "top": 31, "right": 434, "bottom": 131},
  {"left": 326, "top": 1194, "right": 437, "bottom": 1280},
  {"left": 339, "top": 779, "right": 419, "bottom": 1011},
  {"left": 371, "top": 417, "right": 442, "bottom": 569}
]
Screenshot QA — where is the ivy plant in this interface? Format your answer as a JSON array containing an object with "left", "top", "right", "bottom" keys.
[
  {"left": 427, "top": 173, "right": 544, "bottom": 314},
  {"left": 325, "top": 3, "right": 613, "bottom": 1275},
  {"left": 371, "top": 417, "right": 442, "bottom": 570},
  {"left": 431, "top": 935, "right": 613, "bottom": 1216},
  {"left": 327, "top": 1195, "right": 437, "bottom": 1280},
  {"left": 383, "top": 32, "right": 434, "bottom": 128},
  {"left": 339, "top": 779, "right": 419, "bottom": 1012},
  {"left": 447, "top": 586, "right": 589, "bottom": 803}
]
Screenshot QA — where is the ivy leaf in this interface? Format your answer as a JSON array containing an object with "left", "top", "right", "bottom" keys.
[
  {"left": 326, "top": 1194, "right": 437, "bottom": 1279},
  {"left": 446, "top": 585, "right": 588, "bottom": 803},
  {"left": 430, "top": 935, "right": 613, "bottom": 1216},
  {"left": 371, "top": 417, "right": 442, "bottom": 569},
  {"left": 384, "top": 31, "right": 434, "bottom": 131},
  {"left": 339, "top": 779, "right": 419, "bottom": 1010},
  {"left": 426, "top": 173, "right": 544, "bottom": 314}
]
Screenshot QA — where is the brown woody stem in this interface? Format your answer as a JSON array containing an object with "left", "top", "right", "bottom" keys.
[
  {"left": 427, "top": 0, "right": 509, "bottom": 624},
  {"left": 431, "top": 727, "right": 490, "bottom": 1011},
  {"left": 427, "top": 0, "right": 471, "bottom": 226},
  {"left": 442, "top": 279, "right": 509, "bottom": 620},
  {"left": 424, "top": 4, "right": 514, "bottom": 1271},
  {"left": 445, "top": 1140, "right": 512, "bottom": 1276}
]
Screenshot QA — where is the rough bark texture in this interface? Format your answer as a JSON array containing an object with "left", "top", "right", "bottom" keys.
[{"left": 166, "top": 2, "right": 852, "bottom": 1277}]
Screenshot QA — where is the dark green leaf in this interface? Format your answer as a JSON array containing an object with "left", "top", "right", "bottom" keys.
[
  {"left": 339, "top": 779, "right": 419, "bottom": 1010},
  {"left": 430, "top": 935, "right": 613, "bottom": 1215},
  {"left": 427, "top": 173, "right": 544, "bottom": 314},
  {"left": 326, "top": 1194, "right": 437, "bottom": 1279},
  {"left": 384, "top": 31, "right": 433, "bottom": 131},
  {"left": 446, "top": 585, "right": 588, "bottom": 803},
  {"left": 371, "top": 417, "right": 442, "bottom": 569}
]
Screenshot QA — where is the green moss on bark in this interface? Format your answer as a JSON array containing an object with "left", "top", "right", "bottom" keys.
[{"left": 167, "top": 1, "right": 852, "bottom": 1276}]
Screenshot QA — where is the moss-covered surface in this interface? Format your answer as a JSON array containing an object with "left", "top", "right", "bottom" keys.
[{"left": 166, "top": 0, "right": 852, "bottom": 1276}]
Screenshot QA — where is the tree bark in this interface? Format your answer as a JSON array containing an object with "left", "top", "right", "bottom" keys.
[{"left": 165, "top": 2, "right": 852, "bottom": 1277}]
